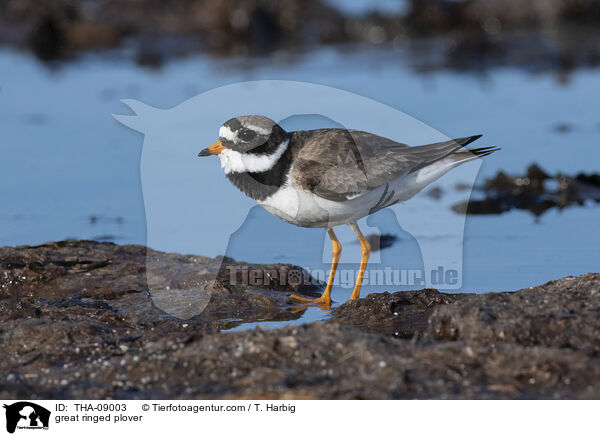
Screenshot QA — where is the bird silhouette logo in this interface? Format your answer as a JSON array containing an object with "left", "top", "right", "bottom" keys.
[{"left": 113, "top": 80, "right": 484, "bottom": 316}]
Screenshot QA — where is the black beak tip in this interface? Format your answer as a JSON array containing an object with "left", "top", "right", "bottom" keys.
[{"left": 198, "top": 148, "right": 211, "bottom": 157}]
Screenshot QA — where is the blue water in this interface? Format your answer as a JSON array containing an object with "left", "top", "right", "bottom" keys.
[{"left": 1, "top": 45, "right": 599, "bottom": 329}]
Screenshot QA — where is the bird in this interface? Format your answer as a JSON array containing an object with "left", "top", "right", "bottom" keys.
[{"left": 198, "top": 115, "right": 498, "bottom": 307}]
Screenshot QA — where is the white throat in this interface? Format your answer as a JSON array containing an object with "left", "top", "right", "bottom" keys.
[{"left": 219, "top": 138, "right": 289, "bottom": 174}]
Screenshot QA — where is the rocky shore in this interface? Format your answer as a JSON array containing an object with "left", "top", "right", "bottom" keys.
[
  {"left": 452, "top": 164, "right": 600, "bottom": 216},
  {"left": 2, "top": 0, "right": 600, "bottom": 72},
  {"left": 1, "top": 241, "right": 598, "bottom": 399}
]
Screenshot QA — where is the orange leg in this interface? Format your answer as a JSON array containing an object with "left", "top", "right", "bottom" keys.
[
  {"left": 290, "top": 228, "right": 341, "bottom": 308},
  {"left": 348, "top": 222, "right": 370, "bottom": 301}
]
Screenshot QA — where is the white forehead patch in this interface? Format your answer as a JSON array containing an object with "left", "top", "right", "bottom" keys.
[
  {"left": 219, "top": 138, "right": 289, "bottom": 174},
  {"left": 219, "top": 125, "right": 236, "bottom": 141},
  {"left": 247, "top": 124, "right": 272, "bottom": 135}
]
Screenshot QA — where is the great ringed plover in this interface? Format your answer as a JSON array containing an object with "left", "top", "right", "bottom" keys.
[{"left": 199, "top": 115, "right": 498, "bottom": 307}]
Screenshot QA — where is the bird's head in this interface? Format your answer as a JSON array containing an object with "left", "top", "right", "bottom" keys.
[{"left": 198, "top": 115, "right": 289, "bottom": 174}]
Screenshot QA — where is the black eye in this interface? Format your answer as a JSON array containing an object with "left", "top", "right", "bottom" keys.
[{"left": 238, "top": 128, "right": 257, "bottom": 142}]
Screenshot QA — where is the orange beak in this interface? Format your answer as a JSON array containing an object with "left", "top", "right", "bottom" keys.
[{"left": 198, "top": 140, "right": 226, "bottom": 157}]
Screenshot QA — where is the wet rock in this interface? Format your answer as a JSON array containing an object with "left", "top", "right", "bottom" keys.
[
  {"left": 2, "top": 318, "right": 598, "bottom": 399},
  {"left": 1, "top": 241, "right": 599, "bottom": 399},
  {"left": 66, "top": 22, "right": 122, "bottom": 50},
  {"left": 425, "top": 273, "right": 600, "bottom": 356},
  {"left": 2, "top": 0, "right": 600, "bottom": 73},
  {"left": 27, "top": 13, "right": 68, "bottom": 60},
  {"left": 330, "top": 288, "right": 455, "bottom": 336},
  {"left": 0, "top": 0, "right": 347, "bottom": 60},
  {"left": 453, "top": 164, "right": 600, "bottom": 216},
  {"left": 0, "top": 240, "right": 321, "bottom": 333}
]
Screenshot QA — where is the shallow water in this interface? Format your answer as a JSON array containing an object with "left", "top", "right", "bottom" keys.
[{"left": 1, "top": 45, "right": 599, "bottom": 329}]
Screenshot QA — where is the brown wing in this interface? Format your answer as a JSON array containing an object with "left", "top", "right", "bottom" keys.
[{"left": 291, "top": 129, "right": 482, "bottom": 202}]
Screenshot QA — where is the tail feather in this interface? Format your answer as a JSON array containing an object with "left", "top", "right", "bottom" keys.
[
  {"left": 409, "top": 135, "right": 482, "bottom": 158},
  {"left": 408, "top": 135, "right": 495, "bottom": 173},
  {"left": 429, "top": 134, "right": 482, "bottom": 149},
  {"left": 456, "top": 146, "right": 501, "bottom": 158}
]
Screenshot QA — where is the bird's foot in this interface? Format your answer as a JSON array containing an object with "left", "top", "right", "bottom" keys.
[{"left": 289, "top": 293, "right": 331, "bottom": 309}]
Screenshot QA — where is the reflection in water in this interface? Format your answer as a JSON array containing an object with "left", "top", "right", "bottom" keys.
[{"left": 365, "top": 233, "right": 398, "bottom": 251}]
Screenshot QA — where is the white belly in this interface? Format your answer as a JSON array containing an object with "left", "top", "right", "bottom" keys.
[
  {"left": 257, "top": 157, "right": 461, "bottom": 228},
  {"left": 257, "top": 184, "right": 368, "bottom": 228},
  {"left": 257, "top": 179, "right": 410, "bottom": 228}
]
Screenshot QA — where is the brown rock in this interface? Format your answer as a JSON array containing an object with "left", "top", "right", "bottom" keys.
[{"left": 1, "top": 241, "right": 599, "bottom": 399}]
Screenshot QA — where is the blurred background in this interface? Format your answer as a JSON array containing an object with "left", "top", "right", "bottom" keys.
[{"left": 1, "top": 0, "right": 599, "bottom": 296}]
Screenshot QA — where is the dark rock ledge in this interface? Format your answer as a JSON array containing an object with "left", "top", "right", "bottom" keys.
[{"left": 1, "top": 241, "right": 598, "bottom": 399}]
